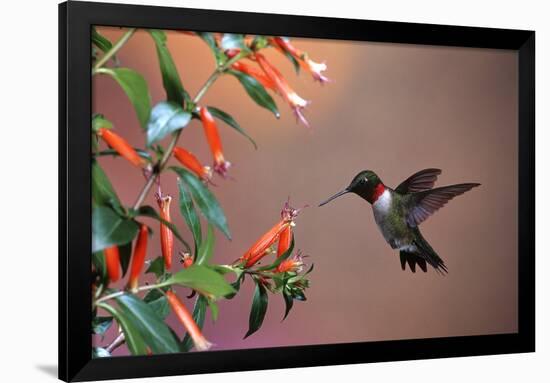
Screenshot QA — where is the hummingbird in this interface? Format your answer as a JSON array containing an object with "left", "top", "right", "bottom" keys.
[{"left": 319, "top": 169, "right": 480, "bottom": 274}]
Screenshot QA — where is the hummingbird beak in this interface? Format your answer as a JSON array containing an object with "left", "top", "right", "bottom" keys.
[{"left": 319, "top": 188, "right": 350, "bottom": 207}]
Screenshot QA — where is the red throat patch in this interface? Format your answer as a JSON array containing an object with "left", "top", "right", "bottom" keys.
[{"left": 369, "top": 183, "right": 386, "bottom": 204}]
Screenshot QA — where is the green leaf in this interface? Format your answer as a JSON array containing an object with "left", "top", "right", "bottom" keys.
[
  {"left": 181, "top": 295, "right": 207, "bottom": 351},
  {"left": 144, "top": 289, "right": 170, "bottom": 320},
  {"left": 92, "top": 206, "right": 139, "bottom": 253},
  {"left": 147, "top": 101, "right": 191, "bottom": 146},
  {"left": 152, "top": 144, "right": 166, "bottom": 160},
  {"left": 207, "top": 106, "right": 257, "bottom": 149},
  {"left": 225, "top": 272, "right": 245, "bottom": 300},
  {"left": 271, "top": 274, "right": 286, "bottom": 291},
  {"left": 92, "top": 347, "right": 111, "bottom": 358},
  {"left": 165, "top": 265, "right": 235, "bottom": 299},
  {"left": 251, "top": 35, "right": 269, "bottom": 51},
  {"left": 287, "top": 264, "right": 314, "bottom": 284},
  {"left": 244, "top": 281, "right": 269, "bottom": 338},
  {"left": 132, "top": 205, "right": 191, "bottom": 253},
  {"left": 92, "top": 160, "right": 121, "bottom": 209},
  {"left": 91, "top": 28, "right": 115, "bottom": 63},
  {"left": 282, "top": 291, "right": 294, "bottom": 321},
  {"left": 96, "top": 67, "right": 152, "bottom": 130},
  {"left": 92, "top": 316, "right": 113, "bottom": 335},
  {"left": 196, "top": 32, "right": 226, "bottom": 66},
  {"left": 210, "top": 264, "right": 236, "bottom": 275},
  {"left": 92, "top": 251, "right": 108, "bottom": 284},
  {"left": 208, "top": 300, "right": 219, "bottom": 322},
  {"left": 271, "top": 37, "right": 301, "bottom": 73},
  {"left": 228, "top": 69, "right": 279, "bottom": 118},
  {"left": 92, "top": 114, "right": 113, "bottom": 132},
  {"left": 172, "top": 167, "right": 231, "bottom": 240},
  {"left": 169, "top": 327, "right": 183, "bottom": 346},
  {"left": 98, "top": 302, "right": 148, "bottom": 356},
  {"left": 290, "top": 288, "right": 306, "bottom": 301},
  {"left": 116, "top": 293, "right": 180, "bottom": 354},
  {"left": 284, "top": 50, "right": 301, "bottom": 74},
  {"left": 196, "top": 224, "right": 215, "bottom": 266},
  {"left": 92, "top": 132, "right": 99, "bottom": 153},
  {"left": 177, "top": 178, "right": 202, "bottom": 253},
  {"left": 256, "top": 235, "right": 295, "bottom": 271},
  {"left": 148, "top": 30, "right": 186, "bottom": 106},
  {"left": 146, "top": 256, "right": 166, "bottom": 278},
  {"left": 95, "top": 148, "right": 152, "bottom": 162}
]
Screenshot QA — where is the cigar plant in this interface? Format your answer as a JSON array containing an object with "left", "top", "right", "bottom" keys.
[{"left": 92, "top": 28, "right": 327, "bottom": 357}]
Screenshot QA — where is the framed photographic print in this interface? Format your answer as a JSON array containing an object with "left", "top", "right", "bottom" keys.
[{"left": 59, "top": 1, "right": 535, "bottom": 381}]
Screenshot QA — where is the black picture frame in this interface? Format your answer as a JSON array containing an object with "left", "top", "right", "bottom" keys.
[{"left": 59, "top": 1, "right": 535, "bottom": 381}]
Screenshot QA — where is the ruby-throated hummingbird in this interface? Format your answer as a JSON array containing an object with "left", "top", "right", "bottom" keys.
[{"left": 319, "top": 169, "right": 480, "bottom": 274}]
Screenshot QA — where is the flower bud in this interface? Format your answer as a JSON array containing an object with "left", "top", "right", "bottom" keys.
[
  {"left": 166, "top": 291, "right": 213, "bottom": 351},
  {"left": 173, "top": 147, "right": 213, "bottom": 183},
  {"left": 156, "top": 194, "right": 174, "bottom": 269},
  {"left": 199, "top": 107, "right": 231, "bottom": 178},
  {"left": 104, "top": 245, "right": 121, "bottom": 282},
  {"left": 97, "top": 128, "right": 146, "bottom": 168},
  {"left": 127, "top": 224, "right": 148, "bottom": 292}
]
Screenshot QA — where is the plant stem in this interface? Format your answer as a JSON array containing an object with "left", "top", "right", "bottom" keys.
[
  {"left": 94, "top": 282, "right": 164, "bottom": 306},
  {"left": 193, "top": 71, "right": 220, "bottom": 104},
  {"left": 130, "top": 52, "right": 248, "bottom": 210},
  {"left": 92, "top": 28, "right": 136, "bottom": 73},
  {"left": 105, "top": 332, "right": 126, "bottom": 354}
]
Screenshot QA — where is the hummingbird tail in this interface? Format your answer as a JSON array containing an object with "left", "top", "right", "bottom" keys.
[
  {"left": 399, "top": 250, "right": 448, "bottom": 274},
  {"left": 400, "top": 232, "right": 448, "bottom": 274},
  {"left": 400, "top": 251, "right": 427, "bottom": 273}
]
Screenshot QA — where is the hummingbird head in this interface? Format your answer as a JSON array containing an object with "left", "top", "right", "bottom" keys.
[{"left": 319, "top": 170, "right": 385, "bottom": 206}]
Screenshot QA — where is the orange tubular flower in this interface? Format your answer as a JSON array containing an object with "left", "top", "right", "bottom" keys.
[
  {"left": 199, "top": 107, "right": 231, "bottom": 178},
  {"left": 276, "top": 251, "right": 305, "bottom": 273},
  {"left": 97, "top": 128, "right": 146, "bottom": 168},
  {"left": 127, "top": 224, "right": 148, "bottom": 292},
  {"left": 157, "top": 194, "right": 174, "bottom": 269},
  {"left": 231, "top": 61, "right": 277, "bottom": 91},
  {"left": 242, "top": 200, "right": 302, "bottom": 268},
  {"left": 277, "top": 225, "right": 292, "bottom": 257},
  {"left": 166, "top": 290, "right": 213, "bottom": 351},
  {"left": 173, "top": 147, "right": 213, "bottom": 183},
  {"left": 255, "top": 53, "right": 311, "bottom": 127},
  {"left": 270, "top": 37, "right": 330, "bottom": 84},
  {"left": 180, "top": 252, "right": 193, "bottom": 269},
  {"left": 243, "top": 221, "right": 291, "bottom": 268},
  {"left": 104, "top": 246, "right": 121, "bottom": 282}
]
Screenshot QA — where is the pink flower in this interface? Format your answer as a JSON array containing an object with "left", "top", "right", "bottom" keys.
[
  {"left": 255, "top": 53, "right": 311, "bottom": 127},
  {"left": 270, "top": 37, "right": 330, "bottom": 84},
  {"left": 304, "top": 58, "right": 330, "bottom": 84}
]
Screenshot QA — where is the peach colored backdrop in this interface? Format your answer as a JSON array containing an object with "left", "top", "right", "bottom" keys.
[{"left": 93, "top": 28, "right": 518, "bottom": 355}]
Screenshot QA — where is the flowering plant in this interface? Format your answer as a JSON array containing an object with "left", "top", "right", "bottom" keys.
[{"left": 91, "top": 28, "right": 328, "bottom": 357}]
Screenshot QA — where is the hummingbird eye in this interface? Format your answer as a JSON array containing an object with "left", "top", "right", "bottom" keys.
[{"left": 363, "top": 177, "right": 368, "bottom": 183}]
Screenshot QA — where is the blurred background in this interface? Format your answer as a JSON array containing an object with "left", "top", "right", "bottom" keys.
[{"left": 93, "top": 27, "right": 518, "bottom": 355}]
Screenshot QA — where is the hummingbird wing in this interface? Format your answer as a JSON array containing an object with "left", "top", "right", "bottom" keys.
[
  {"left": 405, "top": 183, "right": 481, "bottom": 227},
  {"left": 395, "top": 168, "right": 442, "bottom": 194}
]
